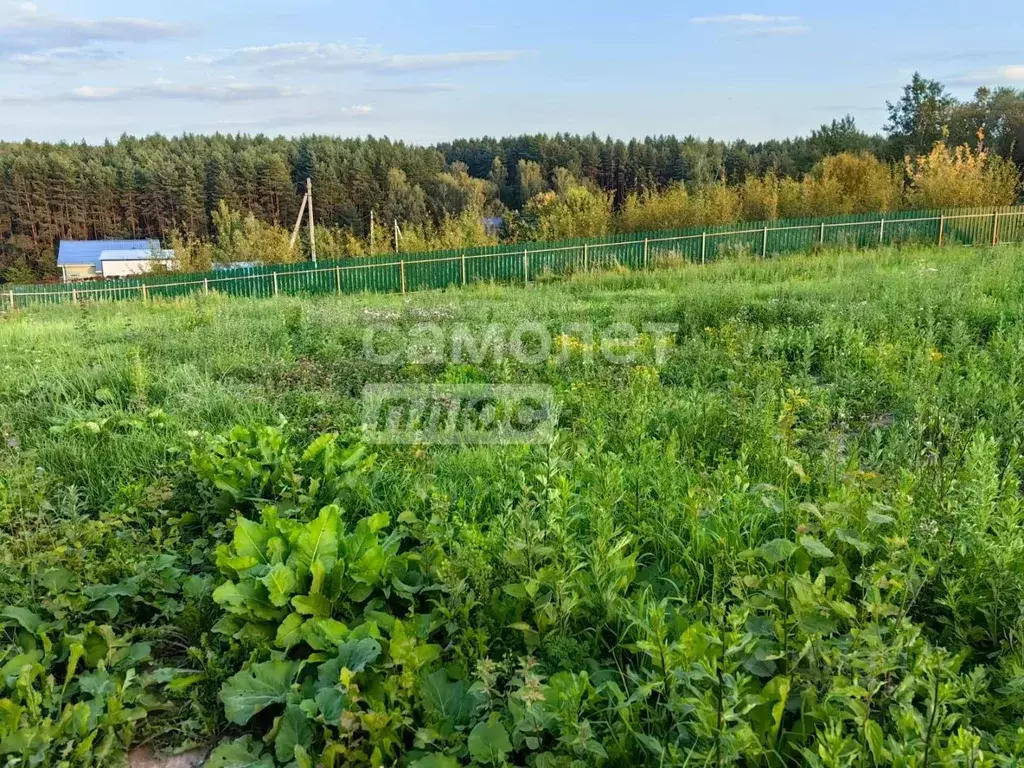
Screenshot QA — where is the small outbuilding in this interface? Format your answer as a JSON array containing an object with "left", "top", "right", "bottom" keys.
[{"left": 58, "top": 240, "right": 175, "bottom": 281}]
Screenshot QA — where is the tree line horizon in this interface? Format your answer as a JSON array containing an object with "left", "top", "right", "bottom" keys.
[{"left": 2, "top": 73, "right": 1022, "bottom": 283}]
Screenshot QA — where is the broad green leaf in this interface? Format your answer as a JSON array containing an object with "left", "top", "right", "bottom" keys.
[
  {"left": 468, "top": 717, "right": 513, "bottom": 764},
  {"left": 39, "top": 567, "right": 78, "bottom": 593},
  {"left": 864, "top": 719, "right": 886, "bottom": 763},
  {"left": 1, "top": 651, "right": 42, "bottom": 686},
  {"left": 315, "top": 687, "right": 346, "bottom": 723},
  {"left": 1, "top": 607, "right": 43, "bottom": 634},
  {"left": 220, "top": 660, "right": 297, "bottom": 725},
  {"left": 233, "top": 516, "right": 270, "bottom": 564},
  {"left": 317, "top": 638, "right": 382, "bottom": 687},
  {"left": 759, "top": 538, "right": 798, "bottom": 564},
  {"left": 799, "top": 535, "right": 834, "bottom": 559},
  {"left": 836, "top": 528, "right": 872, "bottom": 555},
  {"left": 301, "top": 433, "right": 336, "bottom": 463},
  {"left": 204, "top": 736, "right": 274, "bottom": 768},
  {"left": 302, "top": 618, "right": 350, "bottom": 651},
  {"left": 764, "top": 676, "right": 790, "bottom": 742},
  {"left": 799, "top": 612, "right": 837, "bottom": 635},
  {"left": 364, "top": 512, "right": 390, "bottom": 533},
  {"left": 274, "top": 704, "right": 313, "bottom": 763},
  {"left": 261, "top": 564, "right": 298, "bottom": 607},
  {"left": 275, "top": 613, "right": 306, "bottom": 650},
  {"left": 292, "top": 593, "right": 331, "bottom": 617},
  {"left": 867, "top": 510, "right": 896, "bottom": 526},
  {"left": 213, "top": 580, "right": 282, "bottom": 621},
  {"left": 420, "top": 670, "right": 485, "bottom": 728},
  {"left": 784, "top": 457, "right": 807, "bottom": 481},
  {"left": 291, "top": 506, "right": 341, "bottom": 575}
]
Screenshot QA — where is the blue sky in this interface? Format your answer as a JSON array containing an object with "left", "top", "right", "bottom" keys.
[{"left": 1, "top": 0, "right": 1021, "bottom": 145}]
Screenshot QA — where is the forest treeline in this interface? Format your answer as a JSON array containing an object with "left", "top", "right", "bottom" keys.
[{"left": 2, "top": 74, "right": 1022, "bottom": 282}]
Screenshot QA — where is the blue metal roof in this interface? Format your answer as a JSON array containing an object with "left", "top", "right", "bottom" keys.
[{"left": 58, "top": 240, "right": 158, "bottom": 269}]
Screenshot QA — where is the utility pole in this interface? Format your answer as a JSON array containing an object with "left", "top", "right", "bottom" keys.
[
  {"left": 289, "top": 192, "right": 308, "bottom": 250},
  {"left": 306, "top": 178, "right": 317, "bottom": 264}
]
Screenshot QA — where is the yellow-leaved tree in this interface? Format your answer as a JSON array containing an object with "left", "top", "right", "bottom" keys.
[{"left": 904, "top": 133, "right": 1020, "bottom": 209}]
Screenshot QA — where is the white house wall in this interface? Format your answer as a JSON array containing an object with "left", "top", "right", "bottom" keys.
[{"left": 100, "top": 259, "right": 176, "bottom": 278}]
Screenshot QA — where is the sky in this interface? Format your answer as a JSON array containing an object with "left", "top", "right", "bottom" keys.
[{"left": 0, "top": 0, "right": 1022, "bottom": 145}]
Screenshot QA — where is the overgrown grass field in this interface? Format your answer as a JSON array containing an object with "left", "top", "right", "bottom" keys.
[{"left": 4, "top": 245, "right": 1024, "bottom": 766}]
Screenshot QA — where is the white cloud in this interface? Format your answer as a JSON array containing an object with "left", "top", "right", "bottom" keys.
[
  {"left": 203, "top": 42, "right": 524, "bottom": 74},
  {"left": 12, "top": 46, "right": 123, "bottom": 67},
  {"left": 0, "top": 3, "right": 191, "bottom": 56},
  {"left": 948, "top": 65, "right": 1024, "bottom": 86},
  {"left": 3, "top": 82, "right": 304, "bottom": 103},
  {"left": 690, "top": 14, "right": 799, "bottom": 24},
  {"left": 72, "top": 83, "right": 303, "bottom": 102},
  {"left": 369, "top": 82, "right": 461, "bottom": 94}
]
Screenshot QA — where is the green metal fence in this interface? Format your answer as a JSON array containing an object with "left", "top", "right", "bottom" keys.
[{"left": 5, "top": 205, "right": 1024, "bottom": 309}]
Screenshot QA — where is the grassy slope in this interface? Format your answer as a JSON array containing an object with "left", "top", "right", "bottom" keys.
[{"left": 4, "top": 244, "right": 1024, "bottom": 764}]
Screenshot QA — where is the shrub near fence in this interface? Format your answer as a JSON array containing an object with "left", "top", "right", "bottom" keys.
[{"left": 5, "top": 205, "right": 1024, "bottom": 308}]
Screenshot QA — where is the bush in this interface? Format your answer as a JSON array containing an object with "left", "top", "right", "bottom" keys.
[
  {"left": 212, "top": 201, "right": 295, "bottom": 265},
  {"left": 617, "top": 185, "right": 696, "bottom": 233},
  {"left": 526, "top": 183, "right": 611, "bottom": 240},
  {"left": 905, "top": 135, "right": 1020, "bottom": 209}
]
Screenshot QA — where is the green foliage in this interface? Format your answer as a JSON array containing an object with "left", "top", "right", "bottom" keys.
[
  {"left": 211, "top": 201, "right": 295, "bottom": 265},
  {"left": 5, "top": 74, "right": 1024, "bottom": 282},
  {"left": 0, "top": 611, "right": 165, "bottom": 767},
  {"left": 7, "top": 245, "right": 1024, "bottom": 764},
  {"left": 525, "top": 184, "right": 612, "bottom": 240}
]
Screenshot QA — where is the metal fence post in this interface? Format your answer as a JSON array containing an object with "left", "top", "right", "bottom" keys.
[
  {"left": 879, "top": 218, "right": 885, "bottom": 244},
  {"left": 701, "top": 232, "right": 707, "bottom": 264},
  {"left": 400, "top": 261, "right": 406, "bottom": 294},
  {"left": 643, "top": 238, "right": 649, "bottom": 269},
  {"left": 335, "top": 265, "right": 342, "bottom": 294},
  {"left": 820, "top": 222, "right": 826, "bottom": 245},
  {"left": 762, "top": 226, "right": 768, "bottom": 258},
  {"left": 461, "top": 253, "right": 467, "bottom": 286},
  {"left": 993, "top": 212, "right": 1000, "bottom": 245},
  {"left": 272, "top": 273, "right": 279, "bottom": 297},
  {"left": 938, "top": 215, "right": 945, "bottom": 246},
  {"left": 523, "top": 250, "right": 529, "bottom": 285}
]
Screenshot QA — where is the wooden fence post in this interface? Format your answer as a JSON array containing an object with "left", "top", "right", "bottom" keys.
[
  {"left": 523, "top": 250, "right": 529, "bottom": 285},
  {"left": 460, "top": 253, "right": 467, "bottom": 286},
  {"left": 72, "top": 287, "right": 78, "bottom": 305},
  {"left": 643, "top": 238, "right": 649, "bottom": 269},
  {"left": 335, "top": 265, "right": 342, "bottom": 294},
  {"left": 400, "top": 261, "right": 406, "bottom": 294},
  {"left": 141, "top": 284, "right": 148, "bottom": 302},
  {"left": 938, "top": 215, "right": 945, "bottom": 246},
  {"left": 820, "top": 222, "right": 826, "bottom": 244},
  {"left": 879, "top": 218, "right": 885, "bottom": 244},
  {"left": 203, "top": 278, "right": 209, "bottom": 295},
  {"left": 8, "top": 289, "right": 14, "bottom": 310},
  {"left": 583, "top": 243, "right": 589, "bottom": 271},
  {"left": 272, "top": 273, "right": 279, "bottom": 297},
  {"left": 762, "top": 226, "right": 768, "bottom": 258},
  {"left": 701, "top": 232, "right": 707, "bottom": 264},
  {"left": 993, "top": 212, "right": 1000, "bottom": 245}
]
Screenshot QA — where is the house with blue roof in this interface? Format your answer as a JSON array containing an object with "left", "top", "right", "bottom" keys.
[{"left": 58, "top": 240, "right": 175, "bottom": 281}]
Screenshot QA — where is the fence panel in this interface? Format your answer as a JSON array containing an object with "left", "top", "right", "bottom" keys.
[{"left": 6, "top": 205, "right": 1024, "bottom": 309}]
